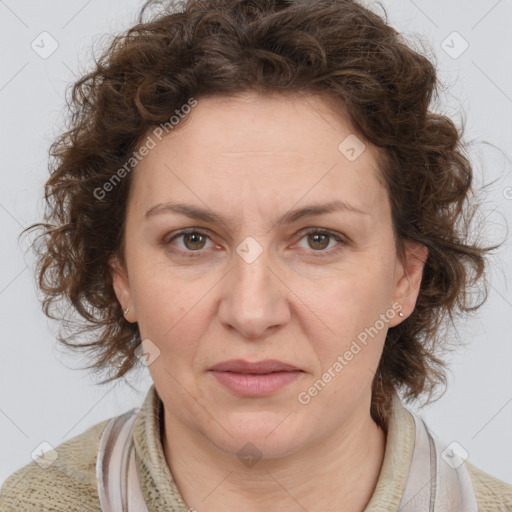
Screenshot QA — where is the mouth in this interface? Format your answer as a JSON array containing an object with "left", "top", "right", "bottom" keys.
[
  {"left": 209, "top": 358, "right": 302, "bottom": 374},
  {"left": 208, "top": 359, "right": 304, "bottom": 396}
]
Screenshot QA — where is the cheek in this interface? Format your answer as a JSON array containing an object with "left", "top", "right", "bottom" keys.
[
  {"left": 304, "top": 255, "right": 393, "bottom": 329},
  {"left": 127, "top": 261, "right": 204, "bottom": 357},
  {"left": 301, "top": 257, "right": 393, "bottom": 372},
  {"left": 302, "top": 284, "right": 388, "bottom": 404}
]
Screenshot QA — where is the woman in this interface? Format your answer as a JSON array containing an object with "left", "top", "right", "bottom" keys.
[{"left": 1, "top": 0, "right": 511, "bottom": 510}]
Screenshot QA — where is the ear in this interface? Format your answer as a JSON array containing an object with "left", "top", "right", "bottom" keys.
[
  {"left": 109, "top": 255, "right": 136, "bottom": 322},
  {"left": 388, "top": 239, "right": 428, "bottom": 327}
]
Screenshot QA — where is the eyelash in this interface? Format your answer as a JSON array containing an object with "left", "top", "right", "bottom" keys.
[{"left": 162, "top": 228, "right": 347, "bottom": 258}]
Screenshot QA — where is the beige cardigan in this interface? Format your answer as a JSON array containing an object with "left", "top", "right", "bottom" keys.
[{"left": 1, "top": 384, "right": 511, "bottom": 511}]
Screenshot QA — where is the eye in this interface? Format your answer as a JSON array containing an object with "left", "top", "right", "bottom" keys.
[
  {"left": 295, "top": 229, "right": 347, "bottom": 255},
  {"left": 162, "top": 227, "right": 347, "bottom": 258},
  {"left": 163, "top": 228, "right": 215, "bottom": 257}
]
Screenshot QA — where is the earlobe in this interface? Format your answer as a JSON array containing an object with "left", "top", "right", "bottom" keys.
[
  {"left": 109, "top": 256, "right": 135, "bottom": 321},
  {"left": 391, "top": 240, "right": 428, "bottom": 325}
]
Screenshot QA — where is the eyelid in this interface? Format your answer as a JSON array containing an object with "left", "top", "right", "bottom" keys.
[
  {"left": 162, "top": 228, "right": 215, "bottom": 257},
  {"left": 293, "top": 227, "right": 348, "bottom": 253},
  {"left": 162, "top": 227, "right": 348, "bottom": 257},
  {"left": 163, "top": 227, "right": 211, "bottom": 244}
]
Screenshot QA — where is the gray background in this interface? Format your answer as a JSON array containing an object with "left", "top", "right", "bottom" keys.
[{"left": 1, "top": 0, "right": 511, "bottom": 489}]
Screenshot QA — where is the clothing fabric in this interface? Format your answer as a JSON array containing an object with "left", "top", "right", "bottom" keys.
[{"left": 1, "top": 384, "right": 511, "bottom": 511}]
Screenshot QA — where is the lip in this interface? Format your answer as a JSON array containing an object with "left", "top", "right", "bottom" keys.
[
  {"left": 208, "top": 359, "right": 304, "bottom": 397},
  {"left": 209, "top": 359, "right": 301, "bottom": 373}
]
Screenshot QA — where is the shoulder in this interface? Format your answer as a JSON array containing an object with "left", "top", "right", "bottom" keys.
[
  {"left": 464, "top": 459, "right": 512, "bottom": 512},
  {"left": 0, "top": 417, "right": 111, "bottom": 512}
]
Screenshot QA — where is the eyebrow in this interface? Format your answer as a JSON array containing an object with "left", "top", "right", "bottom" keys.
[{"left": 144, "top": 199, "right": 369, "bottom": 227}]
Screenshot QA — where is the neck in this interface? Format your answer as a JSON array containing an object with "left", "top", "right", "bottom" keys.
[{"left": 161, "top": 393, "right": 387, "bottom": 512}]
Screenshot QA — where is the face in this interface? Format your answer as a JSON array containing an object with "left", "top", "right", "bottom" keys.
[{"left": 111, "top": 91, "right": 427, "bottom": 459}]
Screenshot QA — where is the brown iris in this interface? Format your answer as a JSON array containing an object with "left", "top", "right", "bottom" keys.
[
  {"left": 183, "top": 232, "right": 207, "bottom": 251},
  {"left": 307, "top": 232, "right": 330, "bottom": 251}
]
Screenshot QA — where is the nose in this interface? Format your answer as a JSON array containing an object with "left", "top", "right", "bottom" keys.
[{"left": 218, "top": 241, "right": 291, "bottom": 339}]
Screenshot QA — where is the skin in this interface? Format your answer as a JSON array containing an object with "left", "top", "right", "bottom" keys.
[{"left": 110, "top": 91, "right": 428, "bottom": 512}]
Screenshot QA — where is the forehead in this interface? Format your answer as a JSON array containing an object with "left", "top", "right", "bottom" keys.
[
  {"left": 146, "top": 92, "right": 376, "bottom": 163},
  {"left": 129, "top": 92, "right": 387, "bottom": 223}
]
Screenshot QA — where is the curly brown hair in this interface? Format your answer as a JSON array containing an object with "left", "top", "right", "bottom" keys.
[{"left": 22, "top": 0, "right": 502, "bottom": 428}]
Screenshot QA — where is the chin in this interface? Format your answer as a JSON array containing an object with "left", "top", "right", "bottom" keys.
[{"left": 202, "top": 414, "right": 308, "bottom": 461}]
